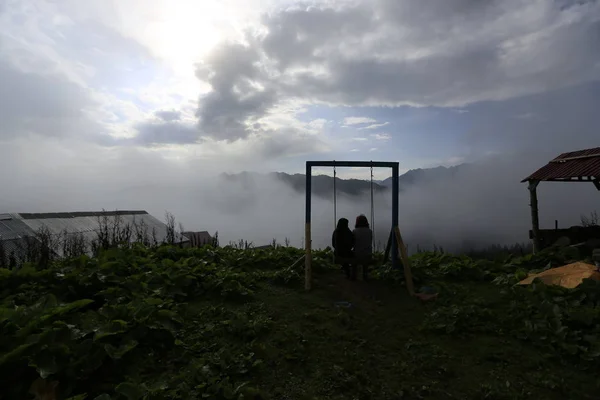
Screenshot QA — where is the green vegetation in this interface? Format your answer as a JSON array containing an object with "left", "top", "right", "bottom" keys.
[{"left": 1, "top": 243, "right": 600, "bottom": 399}]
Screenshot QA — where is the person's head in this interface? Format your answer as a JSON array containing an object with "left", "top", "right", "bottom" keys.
[
  {"left": 337, "top": 218, "right": 349, "bottom": 229},
  {"left": 355, "top": 214, "right": 369, "bottom": 228}
]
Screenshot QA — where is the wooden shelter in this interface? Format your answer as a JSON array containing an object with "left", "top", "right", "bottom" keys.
[{"left": 521, "top": 147, "right": 600, "bottom": 253}]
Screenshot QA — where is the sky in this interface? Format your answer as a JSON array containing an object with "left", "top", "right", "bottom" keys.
[{"left": 0, "top": 0, "right": 599, "bottom": 249}]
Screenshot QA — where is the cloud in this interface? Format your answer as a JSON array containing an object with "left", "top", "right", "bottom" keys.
[
  {"left": 360, "top": 122, "right": 389, "bottom": 130},
  {"left": 343, "top": 117, "right": 377, "bottom": 125},
  {"left": 132, "top": 120, "right": 200, "bottom": 146},
  {"left": 0, "top": 57, "right": 99, "bottom": 141},
  {"left": 0, "top": 0, "right": 328, "bottom": 160},
  {"left": 371, "top": 133, "right": 391, "bottom": 141},
  {"left": 182, "top": 0, "right": 600, "bottom": 168},
  {"left": 194, "top": 0, "right": 600, "bottom": 134},
  {"left": 155, "top": 110, "right": 182, "bottom": 122},
  {"left": 514, "top": 112, "right": 538, "bottom": 120},
  {"left": 307, "top": 118, "right": 328, "bottom": 130},
  {"left": 195, "top": 41, "right": 278, "bottom": 141},
  {"left": 1, "top": 0, "right": 600, "bottom": 255}
]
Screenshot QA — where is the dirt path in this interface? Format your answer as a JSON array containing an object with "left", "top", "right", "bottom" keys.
[
  {"left": 311, "top": 269, "right": 425, "bottom": 329},
  {"left": 254, "top": 269, "right": 599, "bottom": 399}
]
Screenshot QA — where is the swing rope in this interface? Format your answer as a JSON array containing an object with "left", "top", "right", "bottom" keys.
[{"left": 370, "top": 161, "right": 375, "bottom": 250}]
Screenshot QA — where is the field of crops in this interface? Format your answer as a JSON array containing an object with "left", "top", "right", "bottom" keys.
[{"left": 2, "top": 243, "right": 600, "bottom": 399}]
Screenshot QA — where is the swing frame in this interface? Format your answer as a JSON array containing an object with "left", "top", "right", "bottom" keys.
[{"left": 305, "top": 160, "right": 400, "bottom": 290}]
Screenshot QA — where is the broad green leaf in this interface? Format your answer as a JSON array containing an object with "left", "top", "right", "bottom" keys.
[
  {"left": 115, "top": 382, "right": 145, "bottom": 400},
  {"left": 94, "top": 320, "right": 129, "bottom": 341},
  {"left": 29, "top": 351, "right": 59, "bottom": 379},
  {"left": 133, "top": 305, "right": 155, "bottom": 322},
  {"left": 156, "top": 309, "right": 183, "bottom": 324},
  {"left": 0, "top": 342, "right": 35, "bottom": 366},
  {"left": 17, "top": 299, "right": 94, "bottom": 338},
  {"left": 104, "top": 339, "right": 138, "bottom": 360},
  {"left": 38, "top": 294, "right": 59, "bottom": 310}
]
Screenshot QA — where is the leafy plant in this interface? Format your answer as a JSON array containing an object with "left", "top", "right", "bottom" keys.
[{"left": 2, "top": 241, "right": 599, "bottom": 399}]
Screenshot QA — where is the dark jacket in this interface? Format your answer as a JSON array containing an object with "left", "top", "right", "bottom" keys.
[
  {"left": 353, "top": 227, "right": 373, "bottom": 259},
  {"left": 332, "top": 218, "right": 354, "bottom": 258}
]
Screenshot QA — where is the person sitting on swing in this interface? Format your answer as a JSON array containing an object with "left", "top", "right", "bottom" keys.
[
  {"left": 353, "top": 214, "right": 373, "bottom": 281},
  {"left": 332, "top": 218, "right": 354, "bottom": 279}
]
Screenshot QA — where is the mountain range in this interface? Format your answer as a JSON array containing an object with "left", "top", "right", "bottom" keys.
[{"left": 220, "top": 164, "right": 467, "bottom": 198}]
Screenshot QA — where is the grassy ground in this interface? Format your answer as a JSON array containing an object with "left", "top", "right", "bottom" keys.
[
  {"left": 3, "top": 245, "right": 600, "bottom": 399},
  {"left": 183, "top": 269, "right": 599, "bottom": 400}
]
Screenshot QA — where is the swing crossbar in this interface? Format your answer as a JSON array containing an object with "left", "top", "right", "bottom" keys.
[
  {"left": 306, "top": 161, "right": 399, "bottom": 168},
  {"left": 304, "top": 160, "right": 401, "bottom": 290}
]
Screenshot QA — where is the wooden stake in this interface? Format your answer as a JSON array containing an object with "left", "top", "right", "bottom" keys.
[
  {"left": 289, "top": 254, "right": 305, "bottom": 270},
  {"left": 383, "top": 227, "right": 393, "bottom": 262},
  {"left": 394, "top": 226, "right": 415, "bottom": 296}
]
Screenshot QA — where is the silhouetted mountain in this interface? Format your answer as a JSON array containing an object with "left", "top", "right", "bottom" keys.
[
  {"left": 381, "top": 164, "right": 467, "bottom": 189},
  {"left": 270, "top": 172, "right": 387, "bottom": 198},
  {"left": 220, "top": 164, "right": 469, "bottom": 198},
  {"left": 219, "top": 171, "right": 386, "bottom": 199}
]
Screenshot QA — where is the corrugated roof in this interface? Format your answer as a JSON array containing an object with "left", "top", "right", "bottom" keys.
[
  {"left": 18, "top": 211, "right": 185, "bottom": 242},
  {"left": 0, "top": 217, "right": 37, "bottom": 241},
  {"left": 18, "top": 210, "right": 148, "bottom": 219},
  {"left": 0, "top": 211, "right": 189, "bottom": 258},
  {"left": 521, "top": 147, "right": 600, "bottom": 182}
]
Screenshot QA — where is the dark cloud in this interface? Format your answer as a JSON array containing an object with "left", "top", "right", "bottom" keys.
[
  {"left": 195, "top": 42, "right": 277, "bottom": 141},
  {"left": 261, "top": 6, "right": 373, "bottom": 70},
  {"left": 251, "top": 129, "right": 327, "bottom": 159},
  {"left": 132, "top": 120, "right": 200, "bottom": 146},
  {"left": 154, "top": 110, "right": 182, "bottom": 122},
  {"left": 195, "top": 0, "right": 600, "bottom": 139}
]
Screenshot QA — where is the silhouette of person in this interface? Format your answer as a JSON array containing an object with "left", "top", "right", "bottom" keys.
[
  {"left": 353, "top": 214, "right": 373, "bottom": 281},
  {"left": 332, "top": 218, "right": 354, "bottom": 279}
]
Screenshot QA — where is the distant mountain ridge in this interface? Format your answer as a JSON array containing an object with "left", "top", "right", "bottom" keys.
[
  {"left": 220, "top": 164, "right": 468, "bottom": 198},
  {"left": 379, "top": 164, "right": 465, "bottom": 188}
]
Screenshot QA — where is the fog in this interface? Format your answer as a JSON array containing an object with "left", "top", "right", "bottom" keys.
[
  {"left": 1, "top": 0, "right": 599, "bottom": 255},
  {"left": 1, "top": 138, "right": 598, "bottom": 253}
]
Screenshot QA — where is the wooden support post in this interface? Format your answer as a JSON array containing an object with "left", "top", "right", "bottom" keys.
[
  {"left": 391, "top": 165, "right": 399, "bottom": 269},
  {"left": 528, "top": 180, "right": 541, "bottom": 254},
  {"left": 305, "top": 223, "right": 312, "bottom": 290},
  {"left": 393, "top": 226, "right": 415, "bottom": 296},
  {"left": 305, "top": 162, "right": 312, "bottom": 291},
  {"left": 383, "top": 227, "right": 393, "bottom": 262}
]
